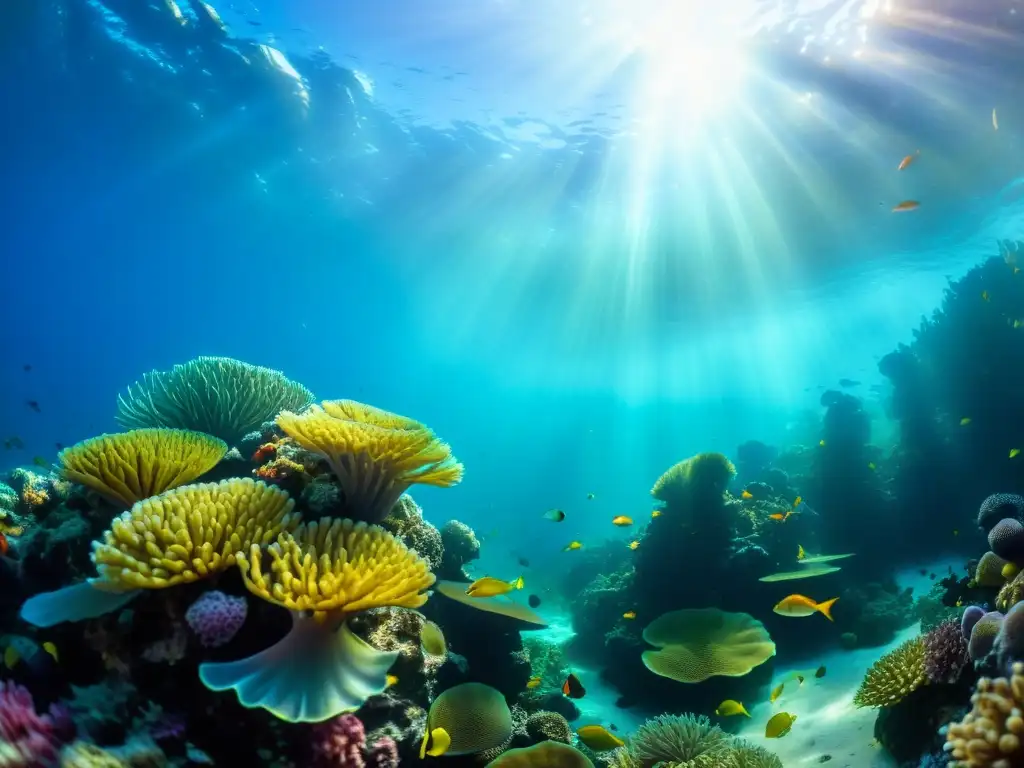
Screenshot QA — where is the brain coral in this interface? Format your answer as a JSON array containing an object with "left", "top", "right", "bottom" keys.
[
  {"left": 651, "top": 453, "right": 736, "bottom": 508},
  {"left": 969, "top": 612, "right": 1005, "bottom": 662},
  {"left": 946, "top": 661, "right": 1024, "bottom": 766},
  {"left": 640, "top": 608, "right": 775, "bottom": 683},
  {"left": 116, "top": 356, "right": 314, "bottom": 445},
  {"left": 525, "top": 712, "right": 572, "bottom": 745},
  {"left": 853, "top": 636, "right": 927, "bottom": 708},
  {"left": 963, "top": 606, "right": 987, "bottom": 640},
  {"left": 976, "top": 552, "right": 1011, "bottom": 588},
  {"left": 423, "top": 683, "right": 513, "bottom": 757},
  {"left": 989, "top": 518, "right": 1024, "bottom": 565},
  {"left": 978, "top": 493, "right": 1024, "bottom": 532}
]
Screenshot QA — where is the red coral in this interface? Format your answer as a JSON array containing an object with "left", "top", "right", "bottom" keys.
[
  {"left": 923, "top": 618, "right": 970, "bottom": 683},
  {"left": 252, "top": 442, "right": 279, "bottom": 463},
  {"left": 0, "top": 681, "right": 74, "bottom": 766}
]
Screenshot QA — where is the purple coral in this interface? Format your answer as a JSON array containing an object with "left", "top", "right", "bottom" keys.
[
  {"left": 185, "top": 590, "right": 247, "bottom": 648},
  {"left": 313, "top": 713, "right": 366, "bottom": 767},
  {"left": 0, "top": 681, "right": 74, "bottom": 766},
  {"left": 923, "top": 618, "right": 969, "bottom": 683},
  {"left": 978, "top": 493, "right": 1024, "bottom": 532},
  {"left": 367, "top": 736, "right": 399, "bottom": 768},
  {"left": 989, "top": 518, "right": 1024, "bottom": 564},
  {"left": 962, "top": 605, "right": 986, "bottom": 640},
  {"left": 969, "top": 611, "right": 1005, "bottom": 661}
]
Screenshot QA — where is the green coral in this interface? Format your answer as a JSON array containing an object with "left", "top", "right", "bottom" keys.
[
  {"left": 115, "top": 356, "right": 314, "bottom": 445},
  {"left": 608, "top": 714, "right": 780, "bottom": 768}
]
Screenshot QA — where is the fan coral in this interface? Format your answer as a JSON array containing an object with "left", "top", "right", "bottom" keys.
[
  {"left": 608, "top": 714, "right": 735, "bottom": 767},
  {"left": 276, "top": 401, "right": 463, "bottom": 523},
  {"left": 989, "top": 518, "right": 1024, "bottom": 565},
  {"left": 650, "top": 453, "right": 736, "bottom": 508},
  {"left": 0, "top": 681, "right": 73, "bottom": 766},
  {"left": 969, "top": 612, "right": 1005, "bottom": 662},
  {"left": 525, "top": 712, "right": 572, "bottom": 745},
  {"left": 945, "top": 661, "right": 1024, "bottom": 765},
  {"left": 199, "top": 517, "right": 435, "bottom": 722},
  {"left": 923, "top": 619, "right": 969, "bottom": 684},
  {"left": 978, "top": 493, "right": 1024, "bottom": 532},
  {"left": 57, "top": 428, "right": 228, "bottom": 507},
  {"left": 313, "top": 713, "right": 366, "bottom": 767},
  {"left": 854, "top": 636, "right": 927, "bottom": 708},
  {"left": 116, "top": 356, "right": 314, "bottom": 445},
  {"left": 185, "top": 590, "right": 247, "bottom": 648}
]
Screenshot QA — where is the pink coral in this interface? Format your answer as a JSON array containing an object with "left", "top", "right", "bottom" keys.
[
  {"left": 185, "top": 590, "right": 247, "bottom": 648},
  {"left": 0, "top": 681, "right": 74, "bottom": 766},
  {"left": 313, "top": 713, "right": 366, "bottom": 767},
  {"left": 367, "top": 736, "right": 399, "bottom": 768},
  {"left": 923, "top": 618, "right": 969, "bottom": 683}
]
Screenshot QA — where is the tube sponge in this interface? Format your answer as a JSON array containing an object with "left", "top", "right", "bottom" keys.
[
  {"left": 853, "top": 636, "right": 927, "bottom": 708},
  {"left": 57, "top": 428, "right": 227, "bottom": 507},
  {"left": 990, "top": 518, "right": 1024, "bottom": 565},
  {"left": 945, "top": 662, "right": 1024, "bottom": 765}
]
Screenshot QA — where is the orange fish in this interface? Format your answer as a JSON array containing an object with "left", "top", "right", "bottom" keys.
[
  {"left": 612, "top": 516, "right": 633, "bottom": 527},
  {"left": 769, "top": 511, "right": 792, "bottom": 522},
  {"left": 741, "top": 490, "right": 754, "bottom": 500},
  {"left": 773, "top": 594, "right": 839, "bottom": 621},
  {"left": 897, "top": 151, "right": 919, "bottom": 171},
  {"left": 0, "top": 533, "right": 7, "bottom": 557},
  {"left": 892, "top": 200, "right": 920, "bottom": 212}
]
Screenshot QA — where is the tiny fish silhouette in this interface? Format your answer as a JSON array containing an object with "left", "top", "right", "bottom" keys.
[{"left": 25, "top": 400, "right": 41, "bottom": 413}]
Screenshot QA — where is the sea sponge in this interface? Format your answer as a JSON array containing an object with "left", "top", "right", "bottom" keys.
[
  {"left": 978, "top": 493, "right": 1024, "bottom": 532},
  {"left": 963, "top": 605, "right": 987, "bottom": 639},
  {"left": 485, "top": 741, "right": 594, "bottom": 768},
  {"left": 185, "top": 590, "right": 247, "bottom": 648},
  {"left": 276, "top": 402, "right": 463, "bottom": 523},
  {"left": 945, "top": 661, "right": 1024, "bottom": 765},
  {"left": 525, "top": 712, "right": 572, "bottom": 745},
  {"left": 970, "top": 612, "right": 1005, "bottom": 662},
  {"left": 607, "top": 714, "right": 735, "bottom": 768},
  {"left": 199, "top": 518, "right": 434, "bottom": 722},
  {"left": 651, "top": 453, "right": 736, "bottom": 507},
  {"left": 853, "top": 636, "right": 927, "bottom": 708},
  {"left": 923, "top": 618, "right": 969, "bottom": 684},
  {"left": 976, "top": 552, "right": 1011, "bottom": 587},
  {"left": 989, "top": 518, "right": 1024, "bottom": 565},
  {"left": 421, "top": 682, "right": 513, "bottom": 757},
  {"left": 57, "top": 428, "right": 227, "bottom": 507},
  {"left": 640, "top": 608, "right": 775, "bottom": 683},
  {"left": 116, "top": 356, "right": 314, "bottom": 445}
]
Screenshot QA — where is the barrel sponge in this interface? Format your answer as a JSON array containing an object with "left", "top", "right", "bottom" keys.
[
  {"left": 651, "top": 453, "right": 736, "bottom": 507},
  {"left": 978, "top": 493, "right": 1024, "bottom": 532},
  {"left": 236, "top": 517, "right": 435, "bottom": 621},
  {"left": 640, "top": 608, "right": 775, "bottom": 683},
  {"left": 485, "top": 741, "right": 593, "bottom": 768},
  {"left": 853, "top": 636, "right": 927, "bottom": 708},
  {"left": 276, "top": 403, "right": 463, "bottom": 523},
  {"left": 93, "top": 478, "right": 299, "bottom": 589},
  {"left": 990, "top": 518, "right": 1024, "bottom": 565},
  {"left": 116, "top": 356, "right": 314, "bottom": 445},
  {"left": 963, "top": 605, "right": 987, "bottom": 639},
  {"left": 606, "top": 714, "right": 734, "bottom": 767},
  {"left": 424, "top": 683, "right": 512, "bottom": 757},
  {"left": 946, "top": 662, "right": 1024, "bottom": 765},
  {"left": 970, "top": 612, "right": 1005, "bottom": 661},
  {"left": 976, "top": 552, "right": 1011, "bottom": 587},
  {"left": 525, "top": 712, "right": 572, "bottom": 745},
  {"left": 58, "top": 429, "right": 227, "bottom": 507}
]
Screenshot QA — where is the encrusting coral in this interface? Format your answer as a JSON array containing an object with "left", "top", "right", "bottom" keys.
[
  {"left": 276, "top": 400, "right": 463, "bottom": 524},
  {"left": 57, "top": 428, "right": 228, "bottom": 507},
  {"left": 199, "top": 517, "right": 435, "bottom": 723},
  {"left": 854, "top": 636, "right": 927, "bottom": 708},
  {"left": 116, "top": 356, "right": 315, "bottom": 445},
  {"left": 945, "top": 661, "right": 1024, "bottom": 766}
]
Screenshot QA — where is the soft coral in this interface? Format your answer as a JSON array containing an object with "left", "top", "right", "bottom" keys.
[{"left": 0, "top": 681, "right": 74, "bottom": 767}]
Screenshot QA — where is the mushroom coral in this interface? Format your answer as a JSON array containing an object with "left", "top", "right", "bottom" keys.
[
  {"left": 276, "top": 400, "right": 463, "bottom": 523},
  {"left": 199, "top": 517, "right": 435, "bottom": 723},
  {"left": 57, "top": 428, "right": 227, "bottom": 507},
  {"left": 116, "top": 356, "right": 314, "bottom": 445},
  {"left": 20, "top": 478, "right": 297, "bottom": 627},
  {"left": 853, "top": 636, "right": 927, "bottom": 708}
]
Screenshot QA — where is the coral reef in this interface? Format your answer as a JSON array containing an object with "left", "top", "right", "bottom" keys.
[
  {"left": 439, "top": 520, "right": 480, "bottom": 580},
  {"left": 854, "top": 636, "right": 927, "bottom": 708},
  {"left": 185, "top": 590, "right": 247, "bottom": 648},
  {"left": 924, "top": 619, "right": 970, "bottom": 684},
  {"left": 381, "top": 495, "right": 444, "bottom": 571},
  {"left": 608, "top": 714, "right": 781, "bottom": 768},
  {"left": 524, "top": 712, "right": 572, "bottom": 745},
  {"left": 946, "top": 661, "right": 1024, "bottom": 765}
]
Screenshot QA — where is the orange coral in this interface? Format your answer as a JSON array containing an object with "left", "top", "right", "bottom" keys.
[
  {"left": 254, "top": 457, "right": 307, "bottom": 482},
  {"left": 252, "top": 442, "right": 279, "bottom": 463},
  {"left": 21, "top": 485, "right": 49, "bottom": 507}
]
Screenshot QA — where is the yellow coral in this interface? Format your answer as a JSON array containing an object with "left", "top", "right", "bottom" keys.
[
  {"left": 651, "top": 453, "right": 736, "bottom": 508},
  {"left": 853, "top": 636, "right": 927, "bottom": 708},
  {"left": 21, "top": 485, "right": 49, "bottom": 507},
  {"left": 976, "top": 551, "right": 1011, "bottom": 588},
  {"left": 93, "top": 478, "right": 298, "bottom": 589},
  {"left": 237, "top": 517, "right": 434, "bottom": 621},
  {"left": 58, "top": 429, "right": 227, "bottom": 507},
  {"left": 947, "top": 662, "right": 1024, "bottom": 766},
  {"left": 998, "top": 569, "right": 1024, "bottom": 611},
  {"left": 276, "top": 402, "right": 463, "bottom": 522}
]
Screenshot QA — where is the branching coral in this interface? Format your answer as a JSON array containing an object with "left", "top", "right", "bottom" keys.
[
  {"left": 57, "top": 428, "right": 227, "bottom": 507},
  {"left": 945, "top": 661, "right": 1024, "bottom": 766},
  {"left": 923, "top": 619, "right": 969, "bottom": 684},
  {"left": 276, "top": 401, "right": 463, "bottom": 523},
  {"left": 116, "top": 356, "right": 314, "bottom": 445},
  {"left": 854, "top": 636, "right": 927, "bottom": 708}
]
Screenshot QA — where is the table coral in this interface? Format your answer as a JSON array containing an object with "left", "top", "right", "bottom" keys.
[
  {"left": 945, "top": 661, "right": 1024, "bottom": 765},
  {"left": 854, "top": 636, "right": 927, "bottom": 708}
]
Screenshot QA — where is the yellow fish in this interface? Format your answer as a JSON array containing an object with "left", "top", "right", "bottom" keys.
[
  {"left": 770, "top": 682, "right": 784, "bottom": 703},
  {"left": 773, "top": 594, "right": 838, "bottom": 621},
  {"left": 960, "top": 418, "right": 971, "bottom": 426},
  {"left": 419, "top": 727, "right": 452, "bottom": 758},
  {"left": 386, "top": 674, "right": 399, "bottom": 687},
  {"left": 1012, "top": 449, "right": 1021, "bottom": 459},
  {"left": 564, "top": 541, "right": 583, "bottom": 551},
  {"left": 622, "top": 611, "right": 636, "bottom": 620},
  {"left": 576, "top": 725, "right": 625, "bottom": 751},
  {"left": 611, "top": 516, "right": 633, "bottom": 527},
  {"left": 421, "top": 620, "right": 447, "bottom": 657},
  {"left": 526, "top": 676, "right": 542, "bottom": 689},
  {"left": 765, "top": 712, "right": 797, "bottom": 739},
  {"left": 797, "top": 545, "right": 806, "bottom": 560},
  {"left": 466, "top": 575, "right": 524, "bottom": 597},
  {"left": 715, "top": 700, "right": 750, "bottom": 718},
  {"left": 628, "top": 540, "right": 639, "bottom": 551},
  {"left": 651, "top": 510, "right": 662, "bottom": 518},
  {"left": 741, "top": 490, "right": 754, "bottom": 500},
  {"left": 42, "top": 642, "right": 58, "bottom": 663},
  {"left": 793, "top": 496, "right": 802, "bottom": 508},
  {"left": 3, "top": 646, "right": 19, "bottom": 670},
  {"left": 867, "top": 462, "right": 876, "bottom": 470},
  {"left": 983, "top": 290, "right": 991, "bottom": 302},
  {"left": 819, "top": 439, "right": 826, "bottom": 447}
]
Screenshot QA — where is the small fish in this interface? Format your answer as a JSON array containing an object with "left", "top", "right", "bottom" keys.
[
  {"left": 892, "top": 200, "right": 920, "bottom": 212},
  {"left": 896, "top": 151, "right": 919, "bottom": 171},
  {"left": 25, "top": 400, "right": 41, "bottom": 413},
  {"left": 543, "top": 509, "right": 566, "bottom": 522},
  {"left": 586, "top": 493, "right": 596, "bottom": 500},
  {"left": 742, "top": 490, "right": 754, "bottom": 500},
  {"left": 797, "top": 545, "right": 806, "bottom": 560},
  {"left": 819, "top": 439, "right": 826, "bottom": 447},
  {"left": 32, "top": 456, "right": 50, "bottom": 468},
  {"left": 610, "top": 724, "right": 618, "bottom": 731},
  {"left": 623, "top": 611, "right": 636, "bottom": 620},
  {"left": 419, "top": 726, "right": 452, "bottom": 758},
  {"left": 953, "top": 529, "right": 959, "bottom": 537},
  {"left": 770, "top": 682, "right": 784, "bottom": 703},
  {"left": 528, "top": 594, "right": 541, "bottom": 608},
  {"left": 3, "top": 646, "right": 19, "bottom": 670},
  {"left": 930, "top": 572, "right": 937, "bottom": 580},
  {"left": 22, "top": 364, "right": 31, "bottom": 372},
  {"left": 715, "top": 700, "right": 750, "bottom": 718},
  {"left": 517, "top": 556, "right": 531, "bottom": 567},
  {"left": 386, "top": 674, "right": 399, "bottom": 687},
  {"left": 42, "top": 642, "right": 58, "bottom": 663},
  {"left": 773, "top": 594, "right": 839, "bottom": 621},
  {"left": 983, "top": 290, "right": 991, "bottom": 302},
  {"left": 993, "top": 107, "right": 999, "bottom": 131},
  {"left": 919, "top": 569, "right": 926, "bottom": 576},
  {"left": 769, "top": 511, "right": 792, "bottom": 522},
  {"left": 960, "top": 418, "right": 971, "bottom": 426},
  {"left": 628, "top": 540, "right": 640, "bottom": 551},
  {"left": 420, "top": 620, "right": 447, "bottom": 656},
  {"left": 564, "top": 541, "right": 583, "bottom": 552},
  {"left": 465, "top": 575, "right": 524, "bottom": 598},
  {"left": 611, "top": 515, "right": 633, "bottom": 527},
  {"left": 576, "top": 725, "right": 625, "bottom": 751},
  {"left": 526, "top": 676, "right": 542, "bottom": 689},
  {"left": 651, "top": 510, "right": 662, "bottom": 518},
  {"left": 562, "top": 673, "right": 586, "bottom": 699},
  {"left": 867, "top": 462, "right": 876, "bottom": 471},
  {"left": 796, "top": 675, "right": 805, "bottom": 685},
  {"left": 838, "top": 378, "right": 861, "bottom": 388},
  {"left": 1011, "top": 448, "right": 1020, "bottom": 459},
  {"left": 815, "top": 665, "right": 826, "bottom": 678},
  {"left": 793, "top": 496, "right": 802, "bottom": 508},
  {"left": 765, "top": 712, "right": 797, "bottom": 739}
]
